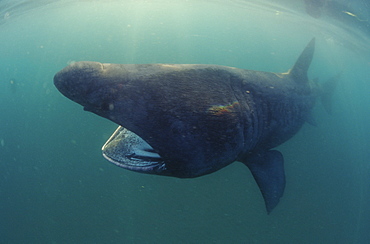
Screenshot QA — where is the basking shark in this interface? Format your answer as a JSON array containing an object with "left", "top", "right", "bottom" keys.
[{"left": 54, "top": 38, "right": 334, "bottom": 213}]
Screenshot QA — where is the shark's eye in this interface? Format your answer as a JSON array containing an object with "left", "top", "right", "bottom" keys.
[
  {"left": 100, "top": 101, "right": 109, "bottom": 110},
  {"left": 100, "top": 102, "right": 115, "bottom": 111}
]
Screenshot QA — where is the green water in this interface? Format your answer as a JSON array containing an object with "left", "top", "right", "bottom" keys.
[{"left": 0, "top": 1, "right": 369, "bottom": 243}]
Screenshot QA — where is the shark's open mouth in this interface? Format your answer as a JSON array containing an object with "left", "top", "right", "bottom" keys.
[{"left": 102, "top": 126, "right": 166, "bottom": 173}]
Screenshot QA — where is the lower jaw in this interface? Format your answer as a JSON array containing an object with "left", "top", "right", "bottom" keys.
[{"left": 101, "top": 126, "right": 166, "bottom": 173}]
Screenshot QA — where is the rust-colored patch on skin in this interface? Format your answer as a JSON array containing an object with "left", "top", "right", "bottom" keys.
[{"left": 208, "top": 101, "right": 240, "bottom": 116}]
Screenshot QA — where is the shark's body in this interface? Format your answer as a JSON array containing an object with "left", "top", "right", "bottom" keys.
[{"left": 54, "top": 38, "right": 331, "bottom": 213}]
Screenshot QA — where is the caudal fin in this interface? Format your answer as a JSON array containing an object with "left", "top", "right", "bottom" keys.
[
  {"left": 321, "top": 73, "right": 340, "bottom": 114},
  {"left": 288, "top": 38, "right": 315, "bottom": 84}
]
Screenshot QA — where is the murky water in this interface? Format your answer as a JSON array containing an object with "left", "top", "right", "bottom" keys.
[{"left": 0, "top": 1, "right": 369, "bottom": 243}]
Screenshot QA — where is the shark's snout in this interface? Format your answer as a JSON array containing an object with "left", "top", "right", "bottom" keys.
[{"left": 54, "top": 61, "right": 105, "bottom": 105}]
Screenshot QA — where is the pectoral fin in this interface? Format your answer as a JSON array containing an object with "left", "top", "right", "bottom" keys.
[{"left": 242, "top": 150, "right": 285, "bottom": 214}]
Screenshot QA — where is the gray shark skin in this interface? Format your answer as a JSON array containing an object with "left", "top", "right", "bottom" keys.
[{"left": 54, "top": 38, "right": 328, "bottom": 213}]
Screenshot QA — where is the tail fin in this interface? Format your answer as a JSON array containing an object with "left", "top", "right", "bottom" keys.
[
  {"left": 288, "top": 38, "right": 315, "bottom": 84},
  {"left": 321, "top": 73, "right": 340, "bottom": 114}
]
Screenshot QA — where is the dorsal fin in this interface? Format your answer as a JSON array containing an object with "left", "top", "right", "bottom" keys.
[{"left": 288, "top": 38, "right": 315, "bottom": 84}]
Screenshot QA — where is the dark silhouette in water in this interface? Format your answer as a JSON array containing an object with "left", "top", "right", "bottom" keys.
[
  {"left": 304, "top": 0, "right": 326, "bottom": 18},
  {"left": 54, "top": 38, "right": 336, "bottom": 213}
]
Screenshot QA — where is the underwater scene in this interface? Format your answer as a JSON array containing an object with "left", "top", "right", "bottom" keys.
[{"left": 0, "top": 0, "right": 369, "bottom": 243}]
